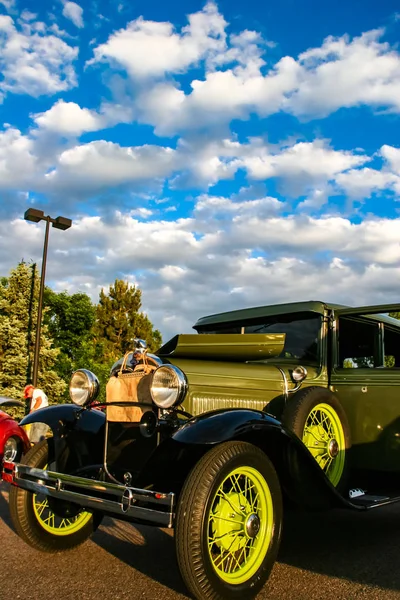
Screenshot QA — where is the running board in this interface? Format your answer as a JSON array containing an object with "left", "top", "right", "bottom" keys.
[{"left": 348, "top": 490, "right": 400, "bottom": 509}]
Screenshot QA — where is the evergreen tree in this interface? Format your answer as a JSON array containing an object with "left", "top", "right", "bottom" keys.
[
  {"left": 93, "top": 279, "right": 162, "bottom": 362},
  {"left": 0, "top": 262, "right": 66, "bottom": 404}
]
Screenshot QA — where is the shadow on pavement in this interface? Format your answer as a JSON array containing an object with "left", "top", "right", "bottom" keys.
[
  {"left": 279, "top": 506, "right": 400, "bottom": 591},
  {"left": 93, "top": 518, "right": 190, "bottom": 598},
  {"left": 0, "top": 485, "right": 13, "bottom": 530}
]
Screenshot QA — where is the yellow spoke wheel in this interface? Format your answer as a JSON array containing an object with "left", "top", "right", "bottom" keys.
[
  {"left": 9, "top": 440, "right": 101, "bottom": 552},
  {"left": 282, "top": 387, "right": 351, "bottom": 491},
  {"left": 207, "top": 465, "right": 274, "bottom": 584},
  {"left": 302, "top": 403, "right": 346, "bottom": 487},
  {"left": 33, "top": 495, "right": 92, "bottom": 536},
  {"left": 176, "top": 441, "right": 282, "bottom": 600}
]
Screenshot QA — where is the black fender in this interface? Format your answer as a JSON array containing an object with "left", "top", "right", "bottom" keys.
[
  {"left": 20, "top": 404, "right": 105, "bottom": 475},
  {"left": 144, "top": 409, "right": 361, "bottom": 510}
]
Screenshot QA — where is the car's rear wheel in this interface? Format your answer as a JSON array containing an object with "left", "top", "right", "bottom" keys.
[
  {"left": 283, "top": 387, "right": 351, "bottom": 490},
  {"left": 176, "top": 441, "right": 282, "bottom": 600},
  {"left": 9, "top": 440, "right": 101, "bottom": 552}
]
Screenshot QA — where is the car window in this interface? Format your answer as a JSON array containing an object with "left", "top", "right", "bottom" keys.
[
  {"left": 338, "top": 317, "right": 378, "bottom": 368},
  {"left": 198, "top": 313, "right": 321, "bottom": 362},
  {"left": 383, "top": 325, "right": 400, "bottom": 368}
]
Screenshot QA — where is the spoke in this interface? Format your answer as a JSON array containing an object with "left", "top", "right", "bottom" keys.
[
  {"left": 211, "top": 514, "right": 241, "bottom": 525},
  {"left": 250, "top": 492, "right": 259, "bottom": 512},
  {"left": 35, "top": 499, "right": 48, "bottom": 517},
  {"left": 219, "top": 490, "right": 246, "bottom": 516}
]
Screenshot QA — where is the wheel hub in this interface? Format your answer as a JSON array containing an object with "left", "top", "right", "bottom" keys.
[
  {"left": 328, "top": 439, "right": 339, "bottom": 458},
  {"left": 245, "top": 513, "right": 260, "bottom": 538}
]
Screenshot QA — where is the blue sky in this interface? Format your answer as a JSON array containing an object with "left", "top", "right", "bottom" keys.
[{"left": 0, "top": 0, "right": 400, "bottom": 339}]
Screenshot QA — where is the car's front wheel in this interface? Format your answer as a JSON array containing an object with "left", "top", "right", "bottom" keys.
[
  {"left": 9, "top": 440, "right": 101, "bottom": 552},
  {"left": 176, "top": 441, "right": 282, "bottom": 600}
]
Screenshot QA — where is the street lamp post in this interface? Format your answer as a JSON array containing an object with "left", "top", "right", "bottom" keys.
[{"left": 24, "top": 208, "right": 72, "bottom": 387}]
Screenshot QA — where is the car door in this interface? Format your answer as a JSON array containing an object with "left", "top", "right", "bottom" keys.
[{"left": 330, "top": 303, "right": 400, "bottom": 473}]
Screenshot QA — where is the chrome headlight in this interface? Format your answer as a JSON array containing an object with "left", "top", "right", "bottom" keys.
[
  {"left": 3, "top": 437, "right": 19, "bottom": 462},
  {"left": 150, "top": 365, "right": 187, "bottom": 409},
  {"left": 69, "top": 369, "right": 100, "bottom": 406}
]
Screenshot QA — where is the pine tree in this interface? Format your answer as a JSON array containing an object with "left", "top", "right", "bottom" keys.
[
  {"left": 0, "top": 262, "right": 66, "bottom": 404},
  {"left": 93, "top": 279, "right": 162, "bottom": 362}
]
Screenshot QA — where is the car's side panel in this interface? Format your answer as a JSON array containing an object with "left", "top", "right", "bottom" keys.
[
  {"left": 331, "top": 369, "right": 400, "bottom": 471},
  {"left": 168, "top": 357, "right": 327, "bottom": 419}
]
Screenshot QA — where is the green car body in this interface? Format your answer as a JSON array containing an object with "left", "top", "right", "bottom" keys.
[{"left": 160, "top": 299, "right": 400, "bottom": 476}]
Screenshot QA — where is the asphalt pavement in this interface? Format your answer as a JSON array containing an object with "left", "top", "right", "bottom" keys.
[{"left": 0, "top": 484, "right": 399, "bottom": 600}]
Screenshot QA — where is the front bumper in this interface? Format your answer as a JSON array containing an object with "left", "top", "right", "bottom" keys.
[{"left": 2, "top": 461, "right": 175, "bottom": 528}]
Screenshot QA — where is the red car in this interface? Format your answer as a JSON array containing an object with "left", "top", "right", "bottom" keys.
[{"left": 0, "top": 398, "right": 30, "bottom": 470}]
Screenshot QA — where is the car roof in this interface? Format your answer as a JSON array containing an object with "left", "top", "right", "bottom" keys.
[{"left": 194, "top": 300, "right": 400, "bottom": 329}]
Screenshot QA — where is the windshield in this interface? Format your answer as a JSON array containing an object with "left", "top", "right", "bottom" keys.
[{"left": 197, "top": 312, "right": 321, "bottom": 362}]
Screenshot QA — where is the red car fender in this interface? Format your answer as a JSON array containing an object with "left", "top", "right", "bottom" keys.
[{"left": 0, "top": 411, "right": 30, "bottom": 462}]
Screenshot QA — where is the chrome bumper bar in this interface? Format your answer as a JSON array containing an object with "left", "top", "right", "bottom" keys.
[{"left": 2, "top": 461, "right": 175, "bottom": 528}]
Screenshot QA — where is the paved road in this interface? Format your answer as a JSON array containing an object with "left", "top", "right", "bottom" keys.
[{"left": 0, "top": 484, "right": 400, "bottom": 600}]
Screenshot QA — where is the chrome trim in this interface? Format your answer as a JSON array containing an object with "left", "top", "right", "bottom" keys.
[
  {"left": 3, "top": 462, "right": 175, "bottom": 528},
  {"left": 276, "top": 367, "right": 288, "bottom": 402},
  {"left": 151, "top": 364, "right": 188, "bottom": 409},
  {"left": 70, "top": 369, "right": 100, "bottom": 406}
]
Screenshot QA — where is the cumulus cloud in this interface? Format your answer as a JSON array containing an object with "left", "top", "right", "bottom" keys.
[
  {"left": 45, "top": 140, "right": 178, "bottom": 192},
  {"left": 100, "top": 14, "right": 400, "bottom": 134},
  {"left": 2, "top": 210, "right": 400, "bottom": 339},
  {"left": 286, "top": 29, "right": 400, "bottom": 117},
  {"left": 89, "top": 2, "right": 227, "bottom": 79},
  {"left": 34, "top": 100, "right": 104, "bottom": 136},
  {"left": 0, "top": 14, "right": 78, "bottom": 101},
  {"left": 0, "top": 127, "right": 37, "bottom": 189},
  {"left": 62, "top": 2, "right": 84, "bottom": 29}
]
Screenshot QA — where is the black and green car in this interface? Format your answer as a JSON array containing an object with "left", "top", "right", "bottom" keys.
[{"left": 4, "top": 300, "right": 400, "bottom": 600}]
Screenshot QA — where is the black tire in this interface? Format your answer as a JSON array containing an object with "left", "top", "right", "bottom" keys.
[
  {"left": 282, "top": 386, "right": 351, "bottom": 491},
  {"left": 9, "top": 440, "right": 102, "bottom": 552},
  {"left": 176, "top": 441, "right": 282, "bottom": 600}
]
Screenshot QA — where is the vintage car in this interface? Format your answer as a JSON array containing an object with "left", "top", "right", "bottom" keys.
[
  {"left": 4, "top": 300, "right": 400, "bottom": 599},
  {"left": 0, "top": 398, "right": 30, "bottom": 470}
]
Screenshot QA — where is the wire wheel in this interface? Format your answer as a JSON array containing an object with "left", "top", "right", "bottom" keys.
[
  {"left": 176, "top": 441, "right": 282, "bottom": 600},
  {"left": 32, "top": 495, "right": 92, "bottom": 536},
  {"left": 208, "top": 465, "right": 274, "bottom": 584},
  {"left": 302, "top": 402, "right": 346, "bottom": 487}
]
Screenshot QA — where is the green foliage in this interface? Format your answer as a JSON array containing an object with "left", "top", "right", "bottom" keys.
[
  {"left": 0, "top": 262, "right": 66, "bottom": 404},
  {"left": 93, "top": 279, "right": 162, "bottom": 362},
  {"left": 0, "top": 265, "right": 162, "bottom": 406}
]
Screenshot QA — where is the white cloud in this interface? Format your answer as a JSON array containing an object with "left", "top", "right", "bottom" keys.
[
  {"left": 381, "top": 144, "right": 400, "bottom": 174},
  {"left": 238, "top": 140, "right": 368, "bottom": 184},
  {"left": 62, "top": 2, "right": 84, "bottom": 29},
  {"left": 34, "top": 100, "right": 104, "bottom": 136},
  {"left": 45, "top": 140, "right": 178, "bottom": 192},
  {"left": 287, "top": 30, "right": 400, "bottom": 117},
  {"left": 0, "top": 127, "right": 37, "bottom": 189},
  {"left": 89, "top": 2, "right": 227, "bottom": 79},
  {"left": 336, "top": 167, "right": 399, "bottom": 198},
  {"left": 2, "top": 211, "right": 400, "bottom": 340},
  {"left": 0, "top": 0, "right": 14, "bottom": 11},
  {"left": 114, "top": 22, "right": 400, "bottom": 134},
  {"left": 0, "top": 15, "right": 78, "bottom": 100}
]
